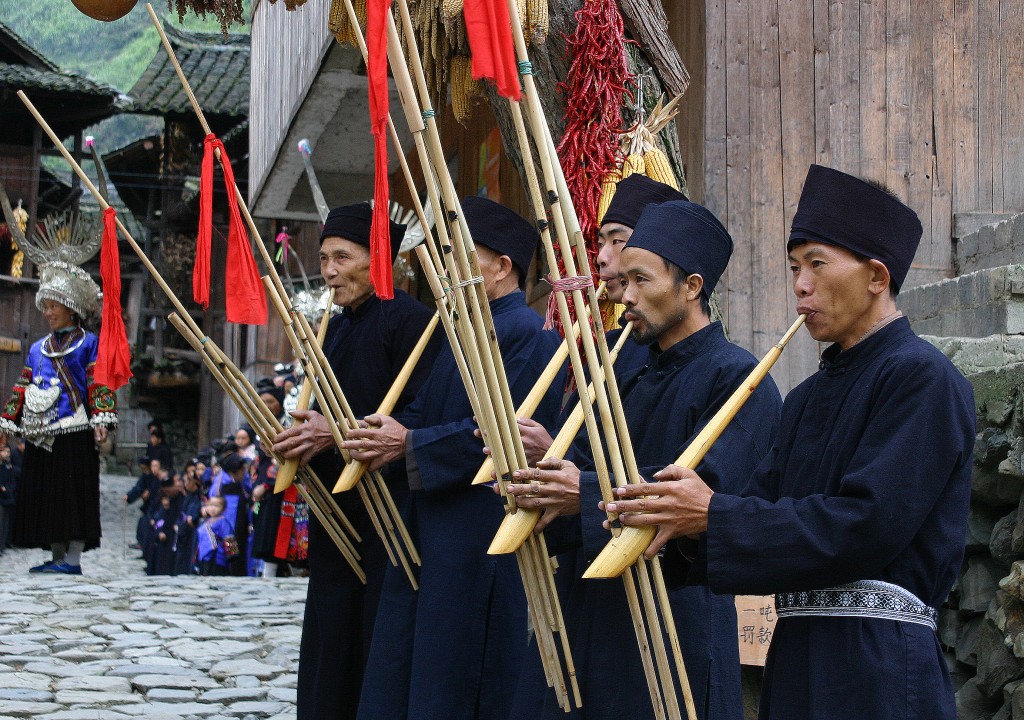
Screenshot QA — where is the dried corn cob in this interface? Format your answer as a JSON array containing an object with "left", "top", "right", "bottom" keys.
[
  {"left": 597, "top": 169, "right": 621, "bottom": 224},
  {"left": 527, "top": 0, "right": 548, "bottom": 45},
  {"left": 450, "top": 56, "right": 480, "bottom": 124},
  {"left": 621, "top": 153, "right": 645, "bottom": 179},
  {"left": 328, "top": 0, "right": 351, "bottom": 44},
  {"left": 642, "top": 147, "right": 679, "bottom": 189},
  {"left": 442, "top": 0, "right": 463, "bottom": 23}
]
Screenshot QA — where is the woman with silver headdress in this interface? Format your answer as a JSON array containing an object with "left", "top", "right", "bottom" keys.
[{"left": 0, "top": 194, "right": 117, "bottom": 576}]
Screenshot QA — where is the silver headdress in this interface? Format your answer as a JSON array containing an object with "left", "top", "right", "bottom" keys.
[{"left": 0, "top": 180, "right": 102, "bottom": 319}]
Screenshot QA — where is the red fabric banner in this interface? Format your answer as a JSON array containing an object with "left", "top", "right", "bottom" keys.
[
  {"left": 367, "top": 0, "right": 394, "bottom": 300},
  {"left": 196, "top": 134, "right": 268, "bottom": 324},
  {"left": 95, "top": 207, "right": 133, "bottom": 390},
  {"left": 463, "top": 0, "right": 521, "bottom": 101}
]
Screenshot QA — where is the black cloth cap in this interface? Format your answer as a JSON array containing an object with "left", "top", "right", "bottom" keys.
[
  {"left": 625, "top": 200, "right": 733, "bottom": 295},
  {"left": 319, "top": 202, "right": 406, "bottom": 262},
  {"left": 256, "top": 379, "right": 285, "bottom": 406},
  {"left": 601, "top": 174, "right": 688, "bottom": 230},
  {"left": 220, "top": 453, "right": 249, "bottom": 473},
  {"left": 461, "top": 196, "right": 538, "bottom": 280},
  {"left": 788, "top": 164, "right": 922, "bottom": 291}
]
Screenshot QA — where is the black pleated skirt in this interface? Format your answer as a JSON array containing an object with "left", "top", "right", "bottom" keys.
[{"left": 12, "top": 429, "right": 101, "bottom": 551}]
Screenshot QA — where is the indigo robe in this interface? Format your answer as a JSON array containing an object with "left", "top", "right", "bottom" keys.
[
  {"left": 516, "top": 321, "right": 782, "bottom": 720},
  {"left": 298, "top": 290, "right": 440, "bottom": 720},
  {"left": 357, "top": 290, "right": 566, "bottom": 720},
  {"left": 705, "top": 318, "right": 974, "bottom": 720}
]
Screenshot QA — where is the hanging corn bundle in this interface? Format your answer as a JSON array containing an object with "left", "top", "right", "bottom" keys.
[
  {"left": 329, "top": 0, "right": 366, "bottom": 46},
  {"left": 167, "top": 0, "right": 244, "bottom": 33},
  {"left": 547, "top": 0, "right": 632, "bottom": 333},
  {"left": 599, "top": 93, "right": 684, "bottom": 223},
  {"left": 449, "top": 55, "right": 481, "bottom": 124}
]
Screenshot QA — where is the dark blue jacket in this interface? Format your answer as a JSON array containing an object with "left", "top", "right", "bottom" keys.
[
  {"left": 358, "top": 291, "right": 565, "bottom": 720},
  {"left": 706, "top": 318, "right": 974, "bottom": 720}
]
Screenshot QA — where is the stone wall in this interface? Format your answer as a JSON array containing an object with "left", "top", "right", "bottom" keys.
[
  {"left": 937, "top": 341, "right": 1024, "bottom": 720},
  {"left": 957, "top": 215, "right": 1024, "bottom": 277}
]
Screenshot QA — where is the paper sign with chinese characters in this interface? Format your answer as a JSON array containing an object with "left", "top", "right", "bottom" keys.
[{"left": 735, "top": 595, "right": 776, "bottom": 666}]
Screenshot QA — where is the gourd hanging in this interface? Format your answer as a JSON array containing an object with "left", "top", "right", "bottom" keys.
[{"left": 69, "top": 0, "right": 138, "bottom": 21}]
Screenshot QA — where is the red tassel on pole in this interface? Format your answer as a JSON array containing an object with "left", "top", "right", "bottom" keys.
[
  {"left": 367, "top": 0, "right": 394, "bottom": 300},
  {"left": 196, "top": 133, "right": 268, "bottom": 324},
  {"left": 194, "top": 135, "right": 215, "bottom": 310},
  {"left": 95, "top": 207, "right": 133, "bottom": 390},
  {"left": 463, "top": 0, "right": 521, "bottom": 101}
]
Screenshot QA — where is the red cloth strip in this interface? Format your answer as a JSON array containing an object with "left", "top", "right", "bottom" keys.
[
  {"left": 95, "top": 207, "right": 133, "bottom": 390},
  {"left": 367, "top": 0, "right": 394, "bottom": 300},
  {"left": 463, "top": 0, "right": 521, "bottom": 101}
]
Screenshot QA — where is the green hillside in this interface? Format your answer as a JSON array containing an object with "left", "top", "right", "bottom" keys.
[{"left": 0, "top": 0, "right": 250, "bottom": 93}]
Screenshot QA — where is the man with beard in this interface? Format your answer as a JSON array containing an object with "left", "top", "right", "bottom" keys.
[{"left": 506, "top": 200, "right": 782, "bottom": 719}]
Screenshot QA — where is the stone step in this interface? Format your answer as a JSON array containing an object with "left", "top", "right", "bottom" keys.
[
  {"left": 902, "top": 265, "right": 1024, "bottom": 338},
  {"left": 956, "top": 212, "right": 1024, "bottom": 276}
]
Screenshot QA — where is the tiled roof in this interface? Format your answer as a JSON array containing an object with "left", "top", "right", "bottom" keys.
[
  {"left": 129, "top": 22, "right": 249, "bottom": 118},
  {"left": 0, "top": 20, "right": 121, "bottom": 100},
  {"left": 0, "top": 61, "right": 121, "bottom": 99}
]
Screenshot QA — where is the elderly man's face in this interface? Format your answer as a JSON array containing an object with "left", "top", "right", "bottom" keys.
[
  {"left": 789, "top": 241, "right": 882, "bottom": 349},
  {"left": 320, "top": 237, "right": 373, "bottom": 309}
]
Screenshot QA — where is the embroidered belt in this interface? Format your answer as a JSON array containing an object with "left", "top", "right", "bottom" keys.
[{"left": 775, "top": 580, "right": 938, "bottom": 631}]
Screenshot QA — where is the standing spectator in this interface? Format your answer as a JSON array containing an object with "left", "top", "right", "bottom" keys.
[
  {"left": 0, "top": 444, "right": 16, "bottom": 554},
  {"left": 0, "top": 255, "right": 117, "bottom": 575},
  {"left": 209, "top": 452, "right": 252, "bottom": 576},
  {"left": 196, "top": 496, "right": 234, "bottom": 576},
  {"left": 146, "top": 425, "right": 175, "bottom": 474},
  {"left": 174, "top": 462, "right": 204, "bottom": 575}
]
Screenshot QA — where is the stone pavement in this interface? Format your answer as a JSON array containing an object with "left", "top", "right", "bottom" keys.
[{"left": 0, "top": 474, "right": 307, "bottom": 720}]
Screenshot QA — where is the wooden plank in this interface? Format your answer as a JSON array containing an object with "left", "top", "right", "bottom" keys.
[
  {"left": 951, "top": 0, "right": 978, "bottom": 213},
  {"left": 748, "top": 0, "right": 787, "bottom": 385},
  {"left": 931, "top": 0, "right": 955, "bottom": 272},
  {"left": 977, "top": 0, "right": 1001, "bottom": 211},
  {"left": 813, "top": 0, "right": 831, "bottom": 165},
  {"left": 828, "top": 0, "right": 861, "bottom": 172},
  {"left": 723, "top": 0, "right": 753, "bottom": 351},
  {"left": 701, "top": 0, "right": 727, "bottom": 212},
  {"left": 778, "top": 0, "right": 818, "bottom": 388},
  {"left": 884, "top": 0, "right": 911, "bottom": 199},
  {"left": 1001, "top": 0, "right": 1024, "bottom": 210},
  {"left": 859, "top": 0, "right": 887, "bottom": 180},
  {"left": 904, "top": 0, "right": 935, "bottom": 287},
  {"left": 664, "top": 0, "right": 709, "bottom": 203}
]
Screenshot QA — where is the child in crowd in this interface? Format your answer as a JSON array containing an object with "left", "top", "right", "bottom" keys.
[
  {"left": 196, "top": 496, "right": 236, "bottom": 576},
  {"left": 174, "top": 463, "right": 204, "bottom": 575}
]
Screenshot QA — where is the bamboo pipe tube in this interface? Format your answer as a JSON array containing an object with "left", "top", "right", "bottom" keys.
[
  {"left": 468, "top": 283, "right": 604, "bottom": 487},
  {"left": 497, "top": 10, "right": 687, "bottom": 713},
  {"left": 167, "top": 312, "right": 365, "bottom": 578},
  {"left": 584, "top": 314, "right": 807, "bottom": 579},
  {"left": 486, "top": 322, "right": 634, "bottom": 553},
  {"left": 275, "top": 304, "right": 332, "bottom": 493},
  {"left": 262, "top": 278, "right": 421, "bottom": 581},
  {"left": 334, "top": 311, "right": 440, "bottom": 492}
]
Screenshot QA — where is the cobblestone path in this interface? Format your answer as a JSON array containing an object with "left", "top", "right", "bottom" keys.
[{"left": 0, "top": 474, "right": 306, "bottom": 720}]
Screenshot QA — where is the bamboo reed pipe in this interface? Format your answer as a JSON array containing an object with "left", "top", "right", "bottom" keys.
[
  {"left": 334, "top": 312, "right": 440, "bottom": 492},
  {"left": 584, "top": 315, "right": 807, "bottom": 579},
  {"left": 275, "top": 304, "right": 332, "bottom": 493},
  {"left": 486, "top": 323, "right": 635, "bottom": 554}
]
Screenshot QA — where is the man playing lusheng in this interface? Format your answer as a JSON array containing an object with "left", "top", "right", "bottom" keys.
[
  {"left": 343, "top": 197, "right": 566, "bottom": 720},
  {"left": 272, "top": 203, "right": 441, "bottom": 720},
  {"left": 508, "top": 199, "right": 782, "bottom": 719},
  {"left": 608, "top": 164, "right": 975, "bottom": 720}
]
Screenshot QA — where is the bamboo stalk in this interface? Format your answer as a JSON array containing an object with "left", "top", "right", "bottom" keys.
[
  {"left": 334, "top": 312, "right": 440, "bottom": 491},
  {"left": 275, "top": 304, "right": 332, "bottom": 493},
  {"left": 583, "top": 314, "right": 808, "bottom": 579}
]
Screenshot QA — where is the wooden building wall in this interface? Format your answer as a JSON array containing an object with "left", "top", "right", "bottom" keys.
[{"left": 666, "top": 0, "right": 1024, "bottom": 391}]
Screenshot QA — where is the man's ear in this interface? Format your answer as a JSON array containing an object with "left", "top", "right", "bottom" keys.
[
  {"left": 498, "top": 254, "right": 514, "bottom": 283},
  {"left": 866, "top": 259, "right": 891, "bottom": 297},
  {"left": 686, "top": 273, "right": 705, "bottom": 302}
]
